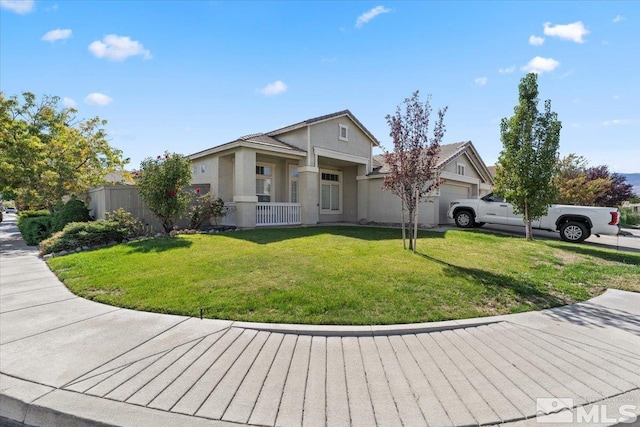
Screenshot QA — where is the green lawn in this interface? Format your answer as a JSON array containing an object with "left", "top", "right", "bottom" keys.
[{"left": 46, "top": 226, "right": 640, "bottom": 325}]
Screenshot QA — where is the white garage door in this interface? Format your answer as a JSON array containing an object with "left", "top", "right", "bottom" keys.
[{"left": 439, "top": 184, "right": 471, "bottom": 224}]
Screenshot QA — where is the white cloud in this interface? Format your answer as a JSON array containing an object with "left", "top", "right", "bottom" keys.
[
  {"left": 88, "top": 34, "right": 151, "bottom": 61},
  {"left": 321, "top": 57, "right": 337, "bottom": 63},
  {"left": 474, "top": 77, "right": 488, "bottom": 86},
  {"left": 521, "top": 56, "right": 560, "bottom": 74},
  {"left": 355, "top": 5, "right": 391, "bottom": 28},
  {"left": 0, "top": 0, "right": 34, "bottom": 14},
  {"left": 498, "top": 66, "right": 515, "bottom": 74},
  {"left": 84, "top": 93, "right": 113, "bottom": 106},
  {"left": 258, "top": 80, "right": 287, "bottom": 96},
  {"left": 613, "top": 15, "right": 625, "bottom": 23},
  {"left": 42, "top": 28, "right": 72, "bottom": 42},
  {"left": 543, "top": 21, "right": 589, "bottom": 43},
  {"left": 613, "top": 95, "right": 619, "bottom": 100},
  {"left": 529, "top": 35, "right": 545, "bottom": 46},
  {"left": 62, "top": 97, "right": 77, "bottom": 108},
  {"left": 602, "top": 119, "right": 631, "bottom": 126}
]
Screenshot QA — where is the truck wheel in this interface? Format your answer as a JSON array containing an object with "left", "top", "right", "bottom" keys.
[
  {"left": 454, "top": 210, "right": 474, "bottom": 228},
  {"left": 560, "top": 222, "right": 588, "bottom": 243}
]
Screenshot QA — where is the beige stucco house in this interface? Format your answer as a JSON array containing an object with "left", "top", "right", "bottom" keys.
[{"left": 189, "top": 110, "right": 493, "bottom": 228}]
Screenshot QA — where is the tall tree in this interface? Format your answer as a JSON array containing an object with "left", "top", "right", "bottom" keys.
[
  {"left": 0, "top": 92, "right": 127, "bottom": 210},
  {"left": 137, "top": 152, "right": 192, "bottom": 233},
  {"left": 494, "top": 73, "right": 561, "bottom": 240},
  {"left": 383, "top": 91, "right": 447, "bottom": 251}
]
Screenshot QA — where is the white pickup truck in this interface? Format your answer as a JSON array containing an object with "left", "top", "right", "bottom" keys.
[{"left": 447, "top": 193, "right": 620, "bottom": 243}]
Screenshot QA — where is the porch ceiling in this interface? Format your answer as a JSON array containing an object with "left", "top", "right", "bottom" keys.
[{"left": 317, "top": 155, "right": 360, "bottom": 168}]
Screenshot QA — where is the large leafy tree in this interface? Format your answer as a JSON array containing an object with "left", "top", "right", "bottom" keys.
[
  {"left": 137, "top": 152, "right": 192, "bottom": 233},
  {"left": 0, "top": 92, "right": 127, "bottom": 210},
  {"left": 554, "top": 154, "right": 627, "bottom": 206},
  {"left": 494, "top": 73, "right": 561, "bottom": 240},
  {"left": 382, "top": 91, "right": 447, "bottom": 251}
]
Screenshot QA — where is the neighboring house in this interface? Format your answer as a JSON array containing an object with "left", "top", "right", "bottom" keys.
[{"left": 190, "top": 110, "right": 494, "bottom": 228}]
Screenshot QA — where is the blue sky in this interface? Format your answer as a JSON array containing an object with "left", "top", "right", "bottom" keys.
[{"left": 2, "top": 0, "right": 639, "bottom": 172}]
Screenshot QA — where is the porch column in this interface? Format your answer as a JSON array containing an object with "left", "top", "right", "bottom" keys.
[
  {"left": 356, "top": 164, "right": 369, "bottom": 222},
  {"left": 298, "top": 166, "right": 319, "bottom": 225},
  {"left": 233, "top": 148, "right": 257, "bottom": 228}
]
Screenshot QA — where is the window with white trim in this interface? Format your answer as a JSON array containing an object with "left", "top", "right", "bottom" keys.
[
  {"left": 256, "top": 163, "right": 274, "bottom": 202},
  {"left": 320, "top": 170, "right": 342, "bottom": 213},
  {"left": 200, "top": 163, "right": 206, "bottom": 173},
  {"left": 338, "top": 124, "right": 348, "bottom": 142},
  {"left": 456, "top": 162, "right": 466, "bottom": 176},
  {"left": 289, "top": 165, "right": 299, "bottom": 203}
]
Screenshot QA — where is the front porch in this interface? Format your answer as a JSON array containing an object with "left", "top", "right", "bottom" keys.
[{"left": 221, "top": 202, "right": 301, "bottom": 227}]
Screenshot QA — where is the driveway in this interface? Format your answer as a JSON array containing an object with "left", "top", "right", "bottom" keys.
[
  {"left": 1, "top": 218, "right": 639, "bottom": 426},
  {"left": 440, "top": 223, "right": 640, "bottom": 252}
]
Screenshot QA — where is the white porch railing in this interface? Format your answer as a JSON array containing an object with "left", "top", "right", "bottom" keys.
[{"left": 256, "top": 202, "right": 301, "bottom": 226}]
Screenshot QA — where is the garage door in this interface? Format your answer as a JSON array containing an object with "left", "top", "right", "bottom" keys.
[{"left": 439, "top": 184, "right": 471, "bottom": 224}]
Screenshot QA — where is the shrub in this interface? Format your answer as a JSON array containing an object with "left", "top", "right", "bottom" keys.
[
  {"left": 18, "top": 215, "right": 54, "bottom": 246},
  {"left": 137, "top": 152, "right": 192, "bottom": 232},
  {"left": 40, "top": 220, "right": 129, "bottom": 255},
  {"left": 52, "top": 196, "right": 92, "bottom": 232},
  {"left": 188, "top": 192, "right": 226, "bottom": 229},
  {"left": 105, "top": 208, "right": 146, "bottom": 238},
  {"left": 620, "top": 207, "right": 639, "bottom": 226},
  {"left": 18, "top": 209, "right": 51, "bottom": 219}
]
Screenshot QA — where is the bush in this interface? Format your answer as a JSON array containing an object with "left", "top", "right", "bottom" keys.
[
  {"left": 18, "top": 209, "right": 51, "bottom": 219},
  {"left": 18, "top": 215, "right": 54, "bottom": 246},
  {"left": 188, "top": 192, "right": 226, "bottom": 229},
  {"left": 52, "top": 196, "right": 92, "bottom": 232},
  {"left": 620, "top": 207, "right": 639, "bottom": 226},
  {"left": 39, "top": 220, "right": 129, "bottom": 255},
  {"left": 105, "top": 208, "right": 146, "bottom": 238}
]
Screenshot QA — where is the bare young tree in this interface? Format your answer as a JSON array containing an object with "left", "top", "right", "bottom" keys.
[{"left": 382, "top": 91, "right": 447, "bottom": 251}]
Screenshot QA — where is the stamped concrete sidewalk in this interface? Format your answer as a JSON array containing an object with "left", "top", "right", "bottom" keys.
[{"left": 1, "top": 218, "right": 639, "bottom": 426}]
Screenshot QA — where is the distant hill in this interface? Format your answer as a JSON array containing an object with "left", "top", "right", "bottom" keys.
[{"left": 622, "top": 173, "right": 640, "bottom": 195}]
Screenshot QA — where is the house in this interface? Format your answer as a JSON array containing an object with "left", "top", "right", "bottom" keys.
[{"left": 189, "top": 110, "right": 493, "bottom": 228}]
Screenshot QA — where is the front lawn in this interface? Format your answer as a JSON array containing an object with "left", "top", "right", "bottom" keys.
[{"left": 46, "top": 226, "right": 640, "bottom": 325}]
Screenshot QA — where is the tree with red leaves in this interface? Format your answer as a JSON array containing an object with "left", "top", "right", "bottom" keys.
[{"left": 382, "top": 91, "right": 447, "bottom": 251}]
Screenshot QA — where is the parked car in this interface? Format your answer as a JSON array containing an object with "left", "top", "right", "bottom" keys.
[
  {"left": 5, "top": 207, "right": 17, "bottom": 214},
  {"left": 447, "top": 193, "right": 620, "bottom": 243},
  {"left": 0, "top": 210, "right": 3, "bottom": 222}
]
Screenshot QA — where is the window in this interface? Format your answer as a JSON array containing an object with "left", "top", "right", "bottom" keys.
[
  {"left": 456, "top": 162, "right": 466, "bottom": 175},
  {"left": 320, "top": 170, "right": 341, "bottom": 213},
  {"left": 338, "top": 124, "right": 348, "bottom": 142},
  {"left": 256, "top": 163, "right": 274, "bottom": 202},
  {"left": 289, "top": 165, "right": 299, "bottom": 203},
  {"left": 200, "top": 163, "right": 206, "bottom": 173}
]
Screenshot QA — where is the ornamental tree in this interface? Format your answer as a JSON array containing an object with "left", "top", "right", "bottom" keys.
[
  {"left": 137, "top": 152, "right": 192, "bottom": 232},
  {"left": 382, "top": 91, "right": 447, "bottom": 251},
  {"left": 0, "top": 92, "right": 127, "bottom": 211},
  {"left": 494, "top": 73, "right": 561, "bottom": 240}
]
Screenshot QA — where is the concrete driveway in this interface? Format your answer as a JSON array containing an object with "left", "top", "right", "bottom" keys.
[
  {"left": 1, "top": 218, "right": 639, "bottom": 426},
  {"left": 440, "top": 223, "right": 640, "bottom": 252}
]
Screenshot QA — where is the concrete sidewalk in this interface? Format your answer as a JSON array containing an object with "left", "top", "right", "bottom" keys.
[{"left": 1, "top": 218, "right": 639, "bottom": 426}]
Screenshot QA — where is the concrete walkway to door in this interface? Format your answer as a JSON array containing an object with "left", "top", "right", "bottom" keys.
[{"left": 1, "top": 217, "right": 639, "bottom": 426}]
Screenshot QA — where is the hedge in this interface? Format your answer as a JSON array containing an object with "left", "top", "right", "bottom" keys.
[{"left": 39, "top": 220, "right": 129, "bottom": 255}]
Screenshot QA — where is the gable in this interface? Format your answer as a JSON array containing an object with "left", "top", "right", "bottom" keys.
[{"left": 369, "top": 141, "right": 493, "bottom": 185}]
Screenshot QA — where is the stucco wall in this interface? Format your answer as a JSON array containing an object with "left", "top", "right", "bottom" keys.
[
  {"left": 442, "top": 152, "right": 482, "bottom": 180},
  {"left": 362, "top": 177, "right": 438, "bottom": 227}
]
